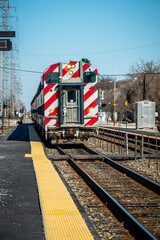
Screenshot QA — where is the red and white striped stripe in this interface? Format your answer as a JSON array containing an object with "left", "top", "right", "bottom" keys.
[
  {"left": 62, "top": 61, "right": 79, "bottom": 79},
  {"left": 44, "top": 63, "right": 59, "bottom": 129},
  {"left": 83, "top": 64, "right": 98, "bottom": 126}
]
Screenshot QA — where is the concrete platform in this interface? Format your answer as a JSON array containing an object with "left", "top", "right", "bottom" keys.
[
  {"left": 28, "top": 125, "right": 95, "bottom": 240},
  {"left": 0, "top": 123, "right": 44, "bottom": 240},
  {"left": 0, "top": 124, "right": 99, "bottom": 240}
]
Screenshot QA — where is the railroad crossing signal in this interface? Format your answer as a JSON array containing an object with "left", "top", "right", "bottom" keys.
[{"left": 100, "top": 90, "right": 104, "bottom": 100}]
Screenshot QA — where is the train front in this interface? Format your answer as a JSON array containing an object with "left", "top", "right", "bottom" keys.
[{"left": 44, "top": 60, "right": 99, "bottom": 141}]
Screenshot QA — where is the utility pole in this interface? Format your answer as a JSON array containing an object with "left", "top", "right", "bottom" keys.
[
  {"left": 143, "top": 73, "right": 146, "bottom": 100},
  {"left": 0, "top": 0, "right": 10, "bottom": 117},
  {"left": 0, "top": 0, "right": 20, "bottom": 120},
  {"left": 113, "top": 79, "right": 116, "bottom": 126}
]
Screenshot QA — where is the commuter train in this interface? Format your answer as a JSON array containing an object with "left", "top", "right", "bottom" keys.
[{"left": 31, "top": 60, "right": 99, "bottom": 141}]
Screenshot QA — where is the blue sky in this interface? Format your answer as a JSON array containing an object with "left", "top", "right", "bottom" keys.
[{"left": 10, "top": 0, "right": 160, "bottom": 110}]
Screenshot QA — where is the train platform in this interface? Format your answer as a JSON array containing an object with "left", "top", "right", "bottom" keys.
[
  {"left": 0, "top": 124, "right": 45, "bottom": 240},
  {"left": 98, "top": 122, "right": 160, "bottom": 138},
  {"left": 0, "top": 123, "right": 98, "bottom": 240}
]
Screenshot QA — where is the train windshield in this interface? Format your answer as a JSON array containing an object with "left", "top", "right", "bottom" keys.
[
  {"left": 45, "top": 72, "right": 59, "bottom": 84},
  {"left": 68, "top": 90, "right": 76, "bottom": 103},
  {"left": 83, "top": 72, "right": 96, "bottom": 83}
]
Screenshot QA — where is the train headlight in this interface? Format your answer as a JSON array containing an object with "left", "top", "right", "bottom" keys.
[
  {"left": 89, "top": 107, "right": 94, "bottom": 113},
  {"left": 69, "top": 70, "right": 73, "bottom": 75},
  {"left": 71, "top": 64, "right": 75, "bottom": 68},
  {"left": 67, "top": 64, "right": 71, "bottom": 69}
]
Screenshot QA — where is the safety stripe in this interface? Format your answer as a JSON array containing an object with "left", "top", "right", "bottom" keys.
[
  {"left": 44, "top": 84, "right": 55, "bottom": 96},
  {"left": 83, "top": 63, "right": 90, "bottom": 72},
  {"left": 45, "top": 99, "right": 58, "bottom": 118},
  {"left": 44, "top": 83, "right": 58, "bottom": 102},
  {"left": 93, "top": 69, "right": 98, "bottom": 75},
  {"left": 84, "top": 85, "right": 97, "bottom": 102},
  {"left": 44, "top": 107, "right": 59, "bottom": 125},
  {"left": 83, "top": 83, "right": 90, "bottom": 95},
  {"left": 54, "top": 120, "right": 59, "bottom": 126},
  {"left": 84, "top": 91, "right": 98, "bottom": 110},
  {"left": 85, "top": 117, "right": 98, "bottom": 126},
  {"left": 62, "top": 61, "right": 78, "bottom": 77},
  {"left": 48, "top": 106, "right": 59, "bottom": 117},
  {"left": 72, "top": 69, "right": 79, "bottom": 78},
  {"left": 84, "top": 98, "right": 98, "bottom": 116},
  {"left": 45, "top": 90, "right": 59, "bottom": 111},
  {"left": 44, "top": 118, "right": 57, "bottom": 127}
]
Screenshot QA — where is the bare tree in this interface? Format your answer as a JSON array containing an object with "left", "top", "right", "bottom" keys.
[
  {"left": 98, "top": 60, "right": 160, "bottom": 121},
  {"left": 126, "top": 60, "right": 160, "bottom": 116}
]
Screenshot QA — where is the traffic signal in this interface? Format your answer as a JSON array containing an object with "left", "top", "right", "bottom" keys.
[{"left": 0, "top": 39, "right": 12, "bottom": 51}]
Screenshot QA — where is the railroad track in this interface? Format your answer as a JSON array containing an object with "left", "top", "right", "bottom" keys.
[{"left": 46, "top": 143, "right": 160, "bottom": 240}]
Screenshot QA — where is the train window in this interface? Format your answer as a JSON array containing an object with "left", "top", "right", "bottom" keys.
[
  {"left": 83, "top": 72, "right": 96, "bottom": 83},
  {"left": 68, "top": 90, "right": 76, "bottom": 103},
  {"left": 46, "top": 72, "right": 59, "bottom": 84}
]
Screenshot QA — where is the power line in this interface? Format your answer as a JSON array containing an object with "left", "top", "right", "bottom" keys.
[
  {"left": 20, "top": 42, "right": 160, "bottom": 57},
  {"left": 0, "top": 66, "right": 43, "bottom": 73},
  {"left": 100, "top": 72, "right": 160, "bottom": 77},
  {"left": 1, "top": 66, "right": 160, "bottom": 76}
]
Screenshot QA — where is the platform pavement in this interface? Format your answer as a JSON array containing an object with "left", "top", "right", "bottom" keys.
[
  {"left": 0, "top": 123, "right": 100, "bottom": 240},
  {"left": 0, "top": 123, "right": 45, "bottom": 240},
  {"left": 28, "top": 125, "right": 99, "bottom": 240}
]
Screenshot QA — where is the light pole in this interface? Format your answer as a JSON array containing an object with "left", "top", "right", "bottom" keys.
[
  {"left": 109, "top": 79, "right": 116, "bottom": 125},
  {"left": 99, "top": 89, "right": 104, "bottom": 122},
  {"left": 113, "top": 79, "right": 116, "bottom": 126}
]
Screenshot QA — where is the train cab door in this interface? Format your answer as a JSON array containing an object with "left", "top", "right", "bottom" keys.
[{"left": 63, "top": 88, "right": 80, "bottom": 124}]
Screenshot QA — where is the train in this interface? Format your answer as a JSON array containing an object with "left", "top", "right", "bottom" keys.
[{"left": 31, "top": 60, "right": 99, "bottom": 142}]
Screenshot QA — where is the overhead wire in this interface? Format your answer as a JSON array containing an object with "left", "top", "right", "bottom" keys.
[
  {"left": 0, "top": 66, "right": 141, "bottom": 76},
  {"left": 1, "top": 66, "right": 160, "bottom": 77},
  {"left": 0, "top": 66, "right": 43, "bottom": 74},
  {"left": 20, "top": 42, "right": 160, "bottom": 57}
]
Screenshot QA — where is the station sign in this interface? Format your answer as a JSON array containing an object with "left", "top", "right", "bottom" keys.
[{"left": 0, "top": 39, "right": 12, "bottom": 51}]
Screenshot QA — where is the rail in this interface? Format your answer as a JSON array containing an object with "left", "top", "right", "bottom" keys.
[{"left": 53, "top": 144, "right": 159, "bottom": 240}]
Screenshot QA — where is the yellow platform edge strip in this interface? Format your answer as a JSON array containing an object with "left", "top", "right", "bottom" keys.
[{"left": 27, "top": 126, "right": 94, "bottom": 240}]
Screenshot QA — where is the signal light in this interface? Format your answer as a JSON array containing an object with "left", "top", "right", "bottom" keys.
[{"left": 0, "top": 39, "right": 12, "bottom": 51}]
